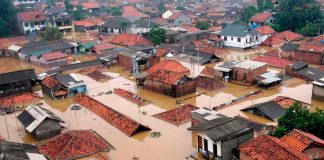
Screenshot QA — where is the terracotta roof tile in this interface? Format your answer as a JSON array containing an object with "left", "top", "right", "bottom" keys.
[
  {"left": 110, "top": 33, "right": 151, "bottom": 46},
  {"left": 168, "top": 12, "right": 182, "bottom": 20},
  {"left": 156, "top": 48, "right": 169, "bottom": 57},
  {"left": 240, "top": 135, "right": 310, "bottom": 160},
  {"left": 297, "top": 43, "right": 324, "bottom": 53},
  {"left": 180, "top": 24, "right": 201, "bottom": 33},
  {"left": 264, "top": 49, "right": 280, "bottom": 57},
  {"left": 74, "top": 18, "right": 104, "bottom": 27},
  {"left": 113, "top": 88, "right": 146, "bottom": 106},
  {"left": 38, "top": 130, "right": 112, "bottom": 160},
  {"left": 92, "top": 43, "right": 117, "bottom": 55},
  {"left": 122, "top": 6, "right": 148, "bottom": 18},
  {"left": 74, "top": 94, "right": 150, "bottom": 136},
  {"left": 273, "top": 31, "right": 304, "bottom": 42},
  {"left": 0, "top": 93, "right": 42, "bottom": 108},
  {"left": 250, "top": 12, "right": 272, "bottom": 23},
  {"left": 147, "top": 59, "right": 190, "bottom": 74},
  {"left": 273, "top": 96, "right": 309, "bottom": 108},
  {"left": 42, "top": 76, "right": 59, "bottom": 88},
  {"left": 42, "top": 52, "right": 68, "bottom": 61},
  {"left": 81, "top": 2, "right": 101, "bottom": 9},
  {"left": 253, "top": 56, "right": 292, "bottom": 68},
  {"left": 281, "top": 129, "right": 324, "bottom": 152},
  {"left": 256, "top": 25, "right": 276, "bottom": 35},
  {"left": 145, "top": 69, "right": 186, "bottom": 85},
  {"left": 18, "top": 11, "right": 46, "bottom": 22},
  {"left": 262, "top": 36, "right": 286, "bottom": 46}
]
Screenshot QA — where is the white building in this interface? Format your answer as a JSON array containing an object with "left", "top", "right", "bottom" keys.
[
  {"left": 219, "top": 23, "right": 261, "bottom": 49},
  {"left": 17, "top": 11, "right": 47, "bottom": 34},
  {"left": 13, "top": 0, "right": 41, "bottom": 5}
]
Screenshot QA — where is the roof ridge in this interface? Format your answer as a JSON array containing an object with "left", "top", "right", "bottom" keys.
[{"left": 57, "top": 132, "right": 75, "bottom": 160}]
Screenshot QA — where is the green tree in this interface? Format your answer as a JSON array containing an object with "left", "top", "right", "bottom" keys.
[
  {"left": 176, "top": 6, "right": 185, "bottom": 10},
  {"left": 41, "top": 27, "right": 63, "bottom": 41},
  {"left": 110, "top": 7, "right": 123, "bottom": 16},
  {"left": 64, "top": 0, "right": 73, "bottom": 13},
  {"left": 158, "top": 3, "right": 166, "bottom": 13},
  {"left": 72, "top": 5, "right": 86, "bottom": 20},
  {"left": 257, "top": 0, "right": 265, "bottom": 12},
  {"left": 0, "top": 18, "right": 11, "bottom": 37},
  {"left": 149, "top": 26, "right": 166, "bottom": 45},
  {"left": 264, "top": 0, "right": 273, "bottom": 10},
  {"left": 299, "top": 23, "right": 321, "bottom": 37},
  {"left": 273, "top": 0, "right": 321, "bottom": 32},
  {"left": 196, "top": 21, "right": 210, "bottom": 30},
  {"left": 270, "top": 102, "right": 324, "bottom": 139},
  {"left": 243, "top": 6, "right": 257, "bottom": 23}
]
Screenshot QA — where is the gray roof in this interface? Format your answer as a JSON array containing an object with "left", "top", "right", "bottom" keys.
[
  {"left": 45, "top": 7, "right": 67, "bottom": 15},
  {"left": 101, "top": 17, "right": 130, "bottom": 28},
  {"left": 242, "top": 101, "right": 286, "bottom": 121},
  {"left": 0, "top": 141, "right": 40, "bottom": 160},
  {"left": 60, "top": 60, "right": 103, "bottom": 71},
  {"left": 133, "top": 20, "right": 159, "bottom": 28},
  {"left": 296, "top": 67, "right": 324, "bottom": 81},
  {"left": 188, "top": 117, "right": 253, "bottom": 142},
  {"left": 54, "top": 74, "right": 83, "bottom": 87},
  {"left": 280, "top": 43, "right": 299, "bottom": 51},
  {"left": 20, "top": 40, "right": 73, "bottom": 56},
  {"left": 0, "top": 69, "right": 36, "bottom": 85},
  {"left": 219, "top": 23, "right": 257, "bottom": 37},
  {"left": 292, "top": 61, "right": 308, "bottom": 70}
]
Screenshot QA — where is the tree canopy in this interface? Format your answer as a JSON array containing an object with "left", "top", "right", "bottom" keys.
[
  {"left": 72, "top": 5, "right": 86, "bottom": 20},
  {"left": 158, "top": 3, "right": 166, "bottom": 13},
  {"left": 243, "top": 6, "right": 257, "bottom": 23},
  {"left": 41, "top": 27, "right": 63, "bottom": 41},
  {"left": 149, "top": 26, "right": 166, "bottom": 45},
  {"left": 270, "top": 102, "right": 324, "bottom": 139},
  {"left": 0, "top": 0, "right": 16, "bottom": 37},
  {"left": 109, "top": 7, "right": 123, "bottom": 16},
  {"left": 176, "top": 6, "right": 185, "bottom": 10},
  {"left": 195, "top": 21, "right": 210, "bottom": 30},
  {"left": 272, "top": 0, "right": 321, "bottom": 32}
]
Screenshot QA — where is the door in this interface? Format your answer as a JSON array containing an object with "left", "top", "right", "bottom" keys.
[
  {"left": 198, "top": 135, "right": 203, "bottom": 152},
  {"left": 213, "top": 143, "right": 217, "bottom": 157},
  {"left": 204, "top": 138, "right": 208, "bottom": 151}
]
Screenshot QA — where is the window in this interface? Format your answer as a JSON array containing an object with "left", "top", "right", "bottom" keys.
[
  {"left": 224, "top": 36, "right": 227, "bottom": 41},
  {"left": 30, "top": 23, "right": 34, "bottom": 28},
  {"left": 256, "top": 36, "right": 258, "bottom": 41},
  {"left": 213, "top": 143, "right": 217, "bottom": 156},
  {"left": 237, "top": 38, "right": 241, "bottom": 42},
  {"left": 204, "top": 139, "right": 208, "bottom": 151},
  {"left": 231, "top": 37, "right": 233, "bottom": 40},
  {"left": 24, "top": 23, "right": 29, "bottom": 27}
]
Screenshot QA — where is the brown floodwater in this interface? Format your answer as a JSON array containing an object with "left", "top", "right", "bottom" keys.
[
  {"left": 1, "top": 50, "right": 324, "bottom": 160},
  {"left": 0, "top": 57, "right": 48, "bottom": 74}
]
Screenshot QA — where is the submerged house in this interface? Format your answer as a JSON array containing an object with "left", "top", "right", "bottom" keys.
[
  {"left": 312, "top": 78, "right": 324, "bottom": 101},
  {"left": 188, "top": 116, "right": 254, "bottom": 160},
  {"left": 0, "top": 141, "right": 47, "bottom": 160},
  {"left": 241, "top": 100, "right": 286, "bottom": 121},
  {"left": 144, "top": 70, "right": 196, "bottom": 98},
  {"left": 41, "top": 73, "right": 87, "bottom": 100},
  {"left": 232, "top": 60, "right": 268, "bottom": 84},
  {"left": 0, "top": 69, "right": 36, "bottom": 98},
  {"left": 17, "top": 105, "right": 65, "bottom": 140}
]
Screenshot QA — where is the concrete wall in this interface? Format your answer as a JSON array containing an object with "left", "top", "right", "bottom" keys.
[
  {"left": 221, "top": 131, "right": 254, "bottom": 160},
  {"left": 294, "top": 51, "right": 324, "bottom": 65},
  {"left": 233, "top": 65, "right": 268, "bottom": 84},
  {"left": 196, "top": 132, "right": 222, "bottom": 157},
  {"left": 221, "top": 34, "right": 261, "bottom": 49},
  {"left": 313, "top": 85, "right": 324, "bottom": 101}
]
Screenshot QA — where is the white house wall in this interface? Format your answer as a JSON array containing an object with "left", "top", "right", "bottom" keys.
[
  {"left": 221, "top": 34, "right": 261, "bottom": 48},
  {"left": 197, "top": 132, "right": 222, "bottom": 157}
]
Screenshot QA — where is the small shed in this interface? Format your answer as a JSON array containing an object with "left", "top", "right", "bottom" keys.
[
  {"left": 241, "top": 101, "right": 286, "bottom": 121},
  {"left": 0, "top": 141, "right": 47, "bottom": 160},
  {"left": 232, "top": 60, "right": 268, "bottom": 84},
  {"left": 144, "top": 70, "right": 196, "bottom": 98},
  {"left": 17, "top": 105, "right": 65, "bottom": 140},
  {"left": 55, "top": 73, "right": 87, "bottom": 96}
]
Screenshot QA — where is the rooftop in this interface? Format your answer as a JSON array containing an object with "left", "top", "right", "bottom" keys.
[
  {"left": 234, "top": 60, "right": 267, "bottom": 70},
  {"left": 41, "top": 51, "right": 68, "bottom": 61},
  {"left": 241, "top": 101, "right": 286, "bottom": 121},
  {"left": 249, "top": 12, "right": 272, "bottom": 22},
  {"left": 38, "top": 130, "right": 112, "bottom": 160},
  {"left": 220, "top": 23, "right": 258, "bottom": 37},
  {"left": 81, "top": 2, "right": 101, "bottom": 9},
  {"left": 253, "top": 56, "right": 292, "bottom": 68},
  {"left": 255, "top": 25, "right": 276, "bottom": 35},
  {"left": 110, "top": 33, "right": 151, "bottom": 46},
  {"left": 18, "top": 11, "right": 46, "bottom": 22},
  {"left": 145, "top": 69, "right": 188, "bottom": 85},
  {"left": 122, "top": 6, "right": 148, "bottom": 18},
  {"left": 147, "top": 59, "right": 190, "bottom": 74}
]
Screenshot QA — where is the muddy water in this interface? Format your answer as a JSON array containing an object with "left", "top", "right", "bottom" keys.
[
  {"left": 0, "top": 57, "right": 48, "bottom": 74},
  {"left": 0, "top": 56, "right": 324, "bottom": 159}
]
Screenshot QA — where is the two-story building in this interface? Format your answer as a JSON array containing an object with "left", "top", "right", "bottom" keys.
[
  {"left": 249, "top": 12, "right": 274, "bottom": 27},
  {"left": 17, "top": 11, "right": 47, "bottom": 34},
  {"left": 45, "top": 7, "right": 73, "bottom": 33},
  {"left": 219, "top": 23, "right": 260, "bottom": 49}
]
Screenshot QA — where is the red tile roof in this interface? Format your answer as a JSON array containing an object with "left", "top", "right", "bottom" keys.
[
  {"left": 199, "top": 46, "right": 230, "bottom": 56},
  {"left": 256, "top": 25, "right": 276, "bottom": 35},
  {"left": 153, "top": 104, "right": 198, "bottom": 126},
  {"left": 253, "top": 56, "right": 292, "bottom": 68},
  {"left": 74, "top": 18, "right": 104, "bottom": 27},
  {"left": 262, "top": 36, "right": 286, "bottom": 47},
  {"left": 209, "top": 34, "right": 223, "bottom": 42},
  {"left": 297, "top": 43, "right": 324, "bottom": 53},
  {"left": 122, "top": 6, "right": 148, "bottom": 18},
  {"left": 240, "top": 135, "right": 310, "bottom": 160},
  {"left": 250, "top": 13, "right": 273, "bottom": 22},
  {"left": 273, "top": 31, "right": 304, "bottom": 42},
  {"left": 264, "top": 49, "right": 280, "bottom": 57},
  {"left": 0, "top": 93, "right": 42, "bottom": 108},
  {"left": 147, "top": 59, "right": 190, "bottom": 74},
  {"left": 168, "top": 12, "right": 182, "bottom": 20},
  {"left": 273, "top": 96, "right": 309, "bottom": 108},
  {"left": 110, "top": 33, "right": 151, "bottom": 46},
  {"left": 145, "top": 69, "right": 187, "bottom": 85},
  {"left": 156, "top": 48, "right": 169, "bottom": 57},
  {"left": 92, "top": 43, "right": 117, "bottom": 55},
  {"left": 18, "top": 11, "right": 46, "bottom": 22},
  {"left": 281, "top": 129, "right": 324, "bottom": 152},
  {"left": 41, "top": 52, "right": 68, "bottom": 61},
  {"left": 113, "top": 88, "right": 146, "bottom": 106},
  {"left": 0, "top": 36, "right": 27, "bottom": 49},
  {"left": 38, "top": 130, "right": 112, "bottom": 160},
  {"left": 180, "top": 24, "right": 201, "bottom": 33},
  {"left": 81, "top": 2, "right": 101, "bottom": 9},
  {"left": 74, "top": 94, "right": 151, "bottom": 136},
  {"left": 42, "top": 76, "right": 59, "bottom": 88}
]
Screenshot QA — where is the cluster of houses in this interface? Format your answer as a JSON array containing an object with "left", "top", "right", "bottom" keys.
[{"left": 1, "top": 0, "right": 324, "bottom": 159}]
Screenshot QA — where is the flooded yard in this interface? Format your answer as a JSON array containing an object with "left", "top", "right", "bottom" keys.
[{"left": 0, "top": 52, "right": 323, "bottom": 159}]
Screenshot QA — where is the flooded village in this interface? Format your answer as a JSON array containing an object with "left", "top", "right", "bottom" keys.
[{"left": 1, "top": 0, "right": 324, "bottom": 160}]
